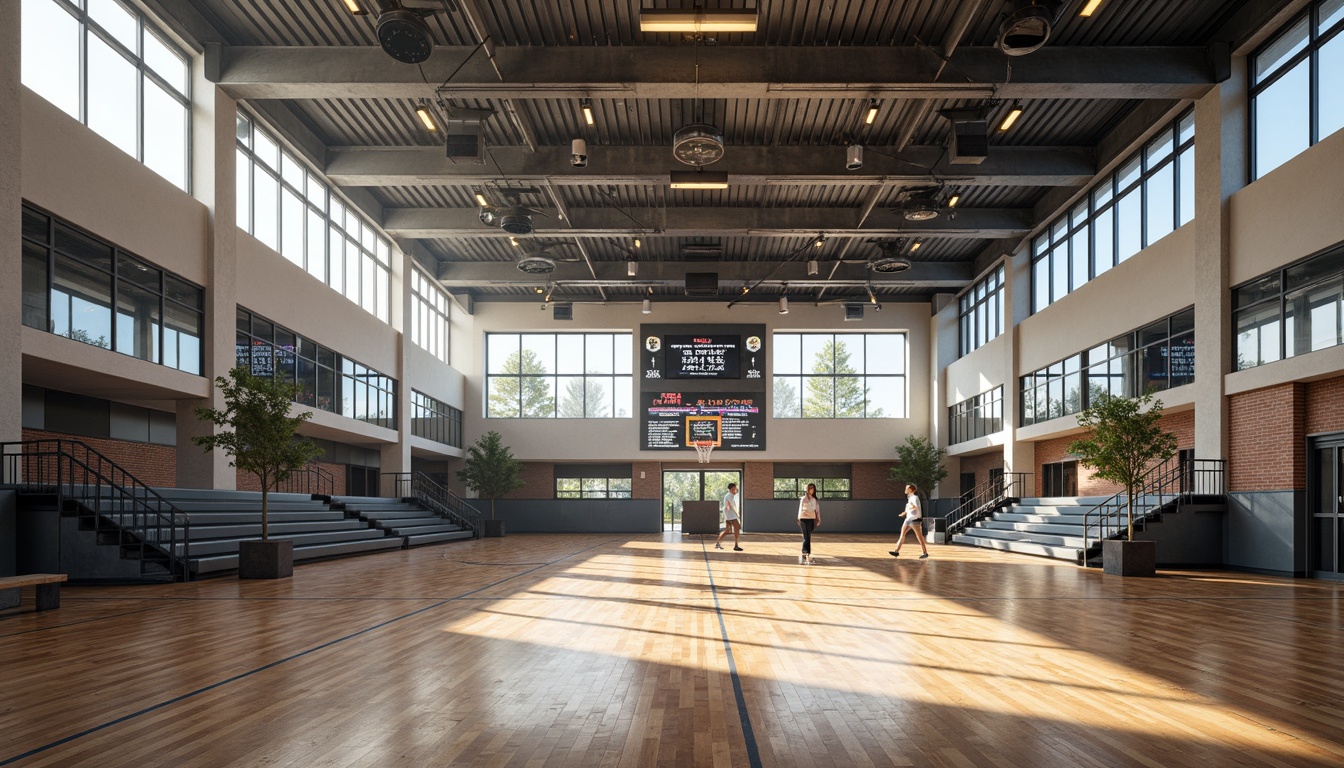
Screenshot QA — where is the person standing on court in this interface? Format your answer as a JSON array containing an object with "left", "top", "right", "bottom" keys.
[
  {"left": 890, "top": 483, "right": 929, "bottom": 559},
  {"left": 715, "top": 482, "right": 743, "bottom": 551},
  {"left": 797, "top": 483, "right": 821, "bottom": 564}
]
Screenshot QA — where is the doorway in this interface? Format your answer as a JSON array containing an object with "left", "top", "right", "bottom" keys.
[
  {"left": 1308, "top": 436, "right": 1344, "bottom": 580},
  {"left": 662, "top": 469, "right": 741, "bottom": 531},
  {"left": 1042, "top": 461, "right": 1078, "bottom": 497}
]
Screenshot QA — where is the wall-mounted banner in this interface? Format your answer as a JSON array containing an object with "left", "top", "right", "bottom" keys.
[{"left": 642, "top": 391, "right": 765, "bottom": 450}]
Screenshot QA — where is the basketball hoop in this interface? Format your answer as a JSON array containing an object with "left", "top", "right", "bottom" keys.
[{"left": 693, "top": 441, "right": 715, "bottom": 464}]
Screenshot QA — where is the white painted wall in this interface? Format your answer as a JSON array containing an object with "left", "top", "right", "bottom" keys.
[
  {"left": 20, "top": 89, "right": 209, "bottom": 285},
  {"left": 459, "top": 299, "right": 933, "bottom": 462}
]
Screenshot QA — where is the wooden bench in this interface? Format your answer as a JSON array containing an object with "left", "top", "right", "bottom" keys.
[{"left": 0, "top": 573, "right": 68, "bottom": 611}]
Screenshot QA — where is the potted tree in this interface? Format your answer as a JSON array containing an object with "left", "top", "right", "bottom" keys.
[
  {"left": 1067, "top": 392, "right": 1178, "bottom": 577},
  {"left": 890, "top": 436, "right": 950, "bottom": 540},
  {"left": 194, "top": 366, "right": 322, "bottom": 579},
  {"left": 457, "top": 431, "right": 524, "bottom": 537}
]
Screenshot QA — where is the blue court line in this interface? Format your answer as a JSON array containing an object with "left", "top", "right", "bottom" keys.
[
  {"left": 0, "top": 540, "right": 612, "bottom": 767},
  {"left": 700, "top": 538, "right": 764, "bottom": 768}
]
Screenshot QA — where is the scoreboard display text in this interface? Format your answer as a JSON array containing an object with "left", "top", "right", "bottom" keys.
[
  {"left": 642, "top": 392, "right": 764, "bottom": 450},
  {"left": 639, "top": 324, "right": 767, "bottom": 452}
]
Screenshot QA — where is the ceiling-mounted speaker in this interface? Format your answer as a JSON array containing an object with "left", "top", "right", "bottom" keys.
[
  {"left": 844, "top": 303, "right": 865, "bottom": 321},
  {"left": 376, "top": 8, "right": 434, "bottom": 64},
  {"left": 684, "top": 272, "right": 719, "bottom": 296},
  {"left": 553, "top": 302, "right": 574, "bottom": 321},
  {"left": 949, "top": 120, "right": 989, "bottom": 165}
]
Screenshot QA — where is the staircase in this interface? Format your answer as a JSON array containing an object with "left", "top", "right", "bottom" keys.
[{"left": 949, "top": 459, "right": 1227, "bottom": 566}]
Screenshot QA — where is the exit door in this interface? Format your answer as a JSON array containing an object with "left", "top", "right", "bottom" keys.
[{"left": 1308, "top": 436, "right": 1344, "bottom": 580}]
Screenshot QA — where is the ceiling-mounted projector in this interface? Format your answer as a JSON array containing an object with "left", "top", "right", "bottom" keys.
[
  {"left": 516, "top": 255, "right": 557, "bottom": 274},
  {"left": 673, "top": 123, "right": 726, "bottom": 166}
]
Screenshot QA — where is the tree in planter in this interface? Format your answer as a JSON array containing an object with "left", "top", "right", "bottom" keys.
[
  {"left": 1067, "top": 392, "right": 1178, "bottom": 541},
  {"left": 193, "top": 367, "right": 323, "bottom": 541},
  {"left": 890, "top": 435, "right": 949, "bottom": 500},
  {"left": 457, "top": 431, "right": 525, "bottom": 520}
]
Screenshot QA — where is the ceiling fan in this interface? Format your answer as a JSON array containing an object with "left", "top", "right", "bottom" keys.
[
  {"left": 891, "top": 185, "right": 956, "bottom": 222},
  {"left": 514, "top": 240, "right": 582, "bottom": 274},
  {"left": 478, "top": 188, "right": 548, "bottom": 236}
]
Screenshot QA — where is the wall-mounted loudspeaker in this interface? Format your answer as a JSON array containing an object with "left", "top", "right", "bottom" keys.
[
  {"left": 949, "top": 120, "right": 989, "bottom": 165},
  {"left": 552, "top": 303, "right": 574, "bottom": 321},
  {"left": 844, "top": 303, "right": 865, "bottom": 321}
]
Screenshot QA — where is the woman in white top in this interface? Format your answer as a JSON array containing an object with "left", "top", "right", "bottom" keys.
[
  {"left": 890, "top": 483, "right": 929, "bottom": 559},
  {"left": 797, "top": 483, "right": 821, "bottom": 565}
]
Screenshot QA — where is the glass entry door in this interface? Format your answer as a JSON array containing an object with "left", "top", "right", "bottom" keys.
[
  {"left": 1309, "top": 437, "right": 1344, "bottom": 579},
  {"left": 662, "top": 470, "right": 741, "bottom": 531}
]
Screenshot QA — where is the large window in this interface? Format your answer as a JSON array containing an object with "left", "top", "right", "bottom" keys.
[
  {"left": 960, "top": 265, "right": 1005, "bottom": 356},
  {"left": 1021, "top": 308, "right": 1194, "bottom": 427},
  {"left": 411, "top": 268, "right": 450, "bottom": 363},
  {"left": 950, "top": 387, "right": 1003, "bottom": 445},
  {"left": 22, "top": 204, "right": 203, "bottom": 374},
  {"left": 411, "top": 390, "right": 462, "bottom": 447},
  {"left": 1252, "top": 1, "right": 1344, "bottom": 179},
  {"left": 235, "top": 112, "right": 392, "bottom": 324},
  {"left": 237, "top": 308, "right": 397, "bottom": 429},
  {"left": 1032, "top": 112, "right": 1195, "bottom": 313},
  {"left": 555, "top": 465, "right": 633, "bottom": 499},
  {"left": 773, "top": 465, "right": 852, "bottom": 500},
  {"left": 486, "top": 333, "right": 633, "bottom": 418},
  {"left": 21, "top": 0, "right": 190, "bottom": 191},
  {"left": 1234, "top": 244, "right": 1344, "bottom": 370},
  {"left": 773, "top": 333, "right": 906, "bottom": 418}
]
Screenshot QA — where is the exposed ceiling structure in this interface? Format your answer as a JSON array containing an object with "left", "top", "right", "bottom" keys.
[{"left": 161, "top": 0, "right": 1286, "bottom": 307}]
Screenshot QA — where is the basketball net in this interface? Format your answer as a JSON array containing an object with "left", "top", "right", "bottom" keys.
[{"left": 693, "top": 441, "right": 715, "bottom": 464}]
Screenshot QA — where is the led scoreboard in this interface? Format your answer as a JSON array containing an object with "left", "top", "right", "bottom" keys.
[
  {"left": 664, "top": 335, "right": 740, "bottom": 379},
  {"left": 640, "top": 324, "right": 766, "bottom": 451}
]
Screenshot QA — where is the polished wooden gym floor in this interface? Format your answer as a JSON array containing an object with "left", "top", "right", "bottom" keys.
[{"left": 3, "top": 534, "right": 1343, "bottom": 767}]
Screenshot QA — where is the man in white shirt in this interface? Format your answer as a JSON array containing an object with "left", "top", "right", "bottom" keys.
[{"left": 715, "top": 483, "right": 743, "bottom": 551}]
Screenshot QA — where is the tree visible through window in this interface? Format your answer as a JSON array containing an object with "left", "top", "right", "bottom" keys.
[
  {"left": 486, "top": 333, "right": 631, "bottom": 419},
  {"left": 773, "top": 333, "right": 904, "bottom": 418}
]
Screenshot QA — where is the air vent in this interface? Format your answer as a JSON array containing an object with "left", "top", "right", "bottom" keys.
[
  {"left": 844, "top": 303, "right": 865, "bottom": 321},
  {"left": 516, "top": 256, "right": 556, "bottom": 274},
  {"left": 552, "top": 302, "right": 574, "bottom": 321},
  {"left": 684, "top": 272, "right": 719, "bottom": 296}
]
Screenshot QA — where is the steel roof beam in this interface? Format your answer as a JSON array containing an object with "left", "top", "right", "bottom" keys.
[
  {"left": 435, "top": 260, "right": 973, "bottom": 289},
  {"left": 209, "top": 45, "right": 1220, "bottom": 101},
  {"left": 327, "top": 145, "right": 1094, "bottom": 187},
  {"left": 385, "top": 206, "right": 1031, "bottom": 239}
]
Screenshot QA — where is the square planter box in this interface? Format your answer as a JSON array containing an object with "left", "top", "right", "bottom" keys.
[
  {"left": 239, "top": 539, "right": 294, "bottom": 579},
  {"left": 483, "top": 519, "right": 506, "bottom": 538},
  {"left": 1102, "top": 539, "right": 1156, "bottom": 577}
]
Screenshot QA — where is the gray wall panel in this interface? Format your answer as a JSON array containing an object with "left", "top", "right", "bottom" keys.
[
  {"left": 0, "top": 490, "right": 15, "bottom": 577},
  {"left": 1133, "top": 503, "right": 1225, "bottom": 567},
  {"left": 488, "top": 499, "right": 662, "bottom": 533},
  {"left": 1226, "top": 491, "right": 1303, "bottom": 576}
]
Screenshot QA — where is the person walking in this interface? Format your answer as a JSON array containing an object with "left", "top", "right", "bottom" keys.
[
  {"left": 797, "top": 483, "right": 821, "bottom": 564},
  {"left": 890, "top": 483, "right": 929, "bottom": 559},
  {"left": 715, "top": 482, "right": 743, "bottom": 551}
]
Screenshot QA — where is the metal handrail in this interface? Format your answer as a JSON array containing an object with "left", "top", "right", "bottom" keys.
[
  {"left": 407, "top": 472, "right": 481, "bottom": 537},
  {"left": 276, "top": 462, "right": 335, "bottom": 497},
  {"left": 1081, "top": 458, "right": 1226, "bottom": 558},
  {"left": 0, "top": 439, "right": 192, "bottom": 581},
  {"left": 383, "top": 472, "right": 412, "bottom": 499},
  {"left": 945, "top": 472, "right": 1031, "bottom": 537}
]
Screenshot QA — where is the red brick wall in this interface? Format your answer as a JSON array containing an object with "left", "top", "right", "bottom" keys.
[
  {"left": 503, "top": 462, "right": 556, "bottom": 499},
  {"left": 22, "top": 428, "right": 177, "bottom": 487},
  {"left": 1306, "top": 376, "right": 1344, "bottom": 435},
  {"left": 1034, "top": 409, "right": 1195, "bottom": 497},
  {"left": 1229, "top": 383, "right": 1305, "bottom": 492},
  {"left": 853, "top": 461, "right": 901, "bottom": 499},
  {"left": 958, "top": 452, "right": 1005, "bottom": 494},
  {"left": 632, "top": 462, "right": 660, "bottom": 499},
  {"left": 743, "top": 462, "right": 773, "bottom": 500}
]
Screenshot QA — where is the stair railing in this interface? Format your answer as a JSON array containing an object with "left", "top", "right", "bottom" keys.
[
  {"left": 275, "top": 462, "right": 335, "bottom": 497},
  {"left": 1081, "top": 457, "right": 1226, "bottom": 558},
  {"left": 945, "top": 472, "right": 1032, "bottom": 537},
  {"left": 0, "top": 439, "right": 192, "bottom": 580},
  {"left": 407, "top": 472, "right": 481, "bottom": 537}
]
